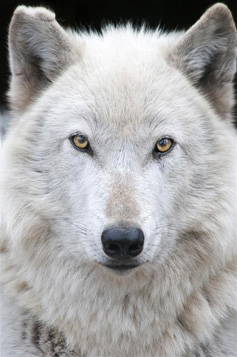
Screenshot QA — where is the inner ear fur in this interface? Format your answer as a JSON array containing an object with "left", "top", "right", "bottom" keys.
[
  {"left": 8, "top": 6, "right": 80, "bottom": 113},
  {"left": 169, "top": 3, "right": 237, "bottom": 119}
]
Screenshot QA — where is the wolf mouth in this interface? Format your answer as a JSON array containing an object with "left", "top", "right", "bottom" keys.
[{"left": 103, "top": 264, "right": 140, "bottom": 272}]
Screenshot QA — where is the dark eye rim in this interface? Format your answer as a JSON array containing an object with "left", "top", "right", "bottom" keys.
[
  {"left": 153, "top": 136, "right": 176, "bottom": 158},
  {"left": 69, "top": 134, "right": 93, "bottom": 156}
]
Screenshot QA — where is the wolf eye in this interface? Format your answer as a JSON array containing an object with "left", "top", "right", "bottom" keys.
[
  {"left": 155, "top": 137, "right": 175, "bottom": 155},
  {"left": 70, "top": 134, "right": 90, "bottom": 150}
]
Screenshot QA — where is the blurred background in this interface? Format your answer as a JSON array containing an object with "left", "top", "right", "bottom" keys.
[{"left": 0, "top": 0, "right": 236, "bottom": 113}]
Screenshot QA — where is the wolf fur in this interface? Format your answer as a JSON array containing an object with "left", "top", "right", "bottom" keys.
[
  {"left": 0, "top": 3, "right": 237, "bottom": 356},
  {"left": 0, "top": 111, "right": 10, "bottom": 140}
]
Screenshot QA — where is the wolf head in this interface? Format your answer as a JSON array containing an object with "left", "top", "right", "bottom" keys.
[
  {"left": 1, "top": 4, "right": 236, "bottom": 352},
  {"left": 2, "top": 4, "right": 236, "bottom": 282},
  {"left": 3, "top": 4, "right": 237, "bottom": 277}
]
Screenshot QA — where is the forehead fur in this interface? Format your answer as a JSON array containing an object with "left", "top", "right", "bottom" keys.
[
  {"left": 73, "top": 25, "right": 183, "bottom": 61},
  {"left": 34, "top": 27, "right": 204, "bottom": 134}
]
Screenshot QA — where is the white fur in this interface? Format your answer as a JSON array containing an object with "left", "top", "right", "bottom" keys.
[{"left": 1, "top": 4, "right": 237, "bottom": 356}]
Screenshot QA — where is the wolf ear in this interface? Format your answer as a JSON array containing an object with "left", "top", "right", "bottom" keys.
[
  {"left": 8, "top": 6, "right": 79, "bottom": 113},
  {"left": 169, "top": 4, "right": 237, "bottom": 119}
]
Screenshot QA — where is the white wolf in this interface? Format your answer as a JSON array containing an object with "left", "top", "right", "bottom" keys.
[{"left": 0, "top": 3, "right": 236, "bottom": 356}]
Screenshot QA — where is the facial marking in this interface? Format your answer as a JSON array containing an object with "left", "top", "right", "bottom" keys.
[{"left": 106, "top": 174, "right": 140, "bottom": 223}]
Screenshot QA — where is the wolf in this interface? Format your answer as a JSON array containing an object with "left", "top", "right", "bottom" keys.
[{"left": 0, "top": 3, "right": 236, "bottom": 356}]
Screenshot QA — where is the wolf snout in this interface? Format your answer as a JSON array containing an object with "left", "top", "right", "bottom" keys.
[{"left": 101, "top": 226, "right": 144, "bottom": 259}]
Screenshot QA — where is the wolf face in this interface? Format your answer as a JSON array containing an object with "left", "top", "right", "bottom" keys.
[
  {"left": 1, "top": 4, "right": 236, "bottom": 356},
  {"left": 3, "top": 4, "right": 236, "bottom": 275}
]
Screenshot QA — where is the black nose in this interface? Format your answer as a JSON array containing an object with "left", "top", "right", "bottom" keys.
[{"left": 101, "top": 226, "right": 144, "bottom": 259}]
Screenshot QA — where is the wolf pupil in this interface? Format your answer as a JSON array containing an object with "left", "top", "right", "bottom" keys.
[
  {"left": 78, "top": 135, "right": 86, "bottom": 143},
  {"left": 159, "top": 139, "right": 168, "bottom": 146}
]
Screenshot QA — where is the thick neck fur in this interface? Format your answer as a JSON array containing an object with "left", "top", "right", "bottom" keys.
[{"left": 1, "top": 224, "right": 236, "bottom": 357}]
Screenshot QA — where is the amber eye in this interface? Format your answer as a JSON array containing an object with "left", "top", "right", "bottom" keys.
[
  {"left": 156, "top": 137, "right": 174, "bottom": 154},
  {"left": 70, "top": 134, "right": 89, "bottom": 150}
]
